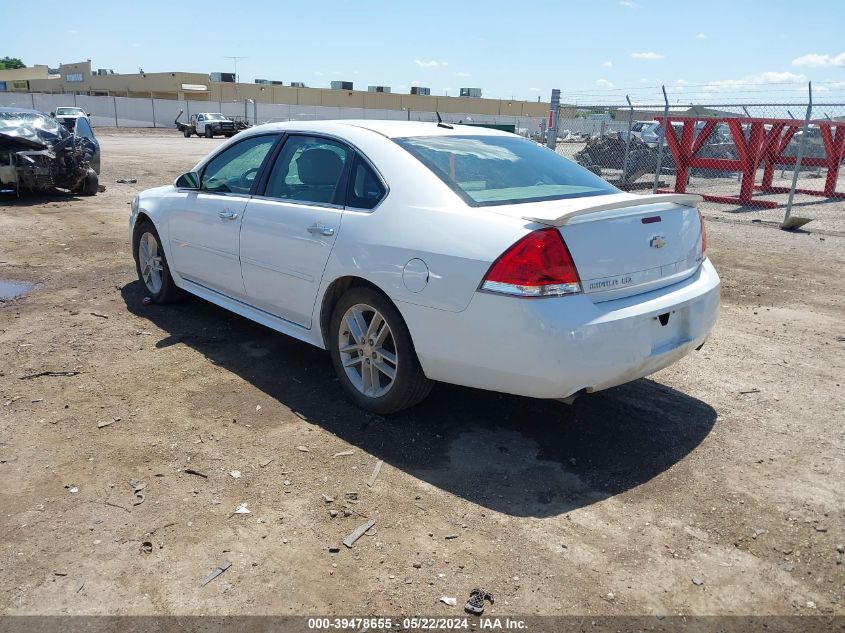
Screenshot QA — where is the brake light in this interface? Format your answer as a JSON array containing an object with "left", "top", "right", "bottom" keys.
[
  {"left": 699, "top": 210, "right": 707, "bottom": 254},
  {"left": 481, "top": 228, "right": 581, "bottom": 297}
]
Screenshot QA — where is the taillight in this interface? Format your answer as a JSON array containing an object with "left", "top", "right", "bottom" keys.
[
  {"left": 480, "top": 228, "right": 581, "bottom": 297},
  {"left": 698, "top": 210, "right": 707, "bottom": 254}
]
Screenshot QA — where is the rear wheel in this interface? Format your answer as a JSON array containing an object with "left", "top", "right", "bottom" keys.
[
  {"left": 183, "top": 128, "right": 191, "bottom": 138},
  {"left": 133, "top": 221, "right": 180, "bottom": 303},
  {"left": 329, "top": 287, "right": 433, "bottom": 414}
]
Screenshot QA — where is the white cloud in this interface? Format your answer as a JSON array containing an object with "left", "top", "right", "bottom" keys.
[
  {"left": 792, "top": 52, "right": 845, "bottom": 68},
  {"left": 602, "top": 60, "right": 613, "bottom": 68},
  {"left": 632, "top": 52, "right": 665, "bottom": 60},
  {"left": 415, "top": 59, "right": 448, "bottom": 68},
  {"left": 529, "top": 87, "right": 541, "bottom": 92},
  {"left": 696, "top": 33, "right": 707, "bottom": 40},
  {"left": 314, "top": 71, "right": 324, "bottom": 76},
  {"left": 596, "top": 79, "right": 615, "bottom": 88},
  {"left": 619, "top": 1, "right": 637, "bottom": 7},
  {"left": 455, "top": 71, "right": 471, "bottom": 77},
  {"left": 702, "top": 71, "right": 806, "bottom": 92},
  {"left": 676, "top": 79, "right": 691, "bottom": 85}
]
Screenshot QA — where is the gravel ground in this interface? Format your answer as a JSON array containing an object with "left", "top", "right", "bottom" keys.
[{"left": 0, "top": 129, "right": 843, "bottom": 619}]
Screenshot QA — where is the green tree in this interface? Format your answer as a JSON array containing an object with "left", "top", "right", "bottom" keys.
[{"left": 0, "top": 57, "right": 26, "bottom": 70}]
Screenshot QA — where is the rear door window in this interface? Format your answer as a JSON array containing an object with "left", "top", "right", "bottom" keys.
[{"left": 263, "top": 135, "right": 349, "bottom": 205}]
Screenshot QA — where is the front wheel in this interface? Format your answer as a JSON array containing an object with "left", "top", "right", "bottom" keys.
[
  {"left": 204, "top": 127, "right": 213, "bottom": 138},
  {"left": 133, "top": 221, "right": 180, "bottom": 303},
  {"left": 183, "top": 128, "right": 191, "bottom": 138},
  {"left": 329, "top": 287, "right": 433, "bottom": 414}
]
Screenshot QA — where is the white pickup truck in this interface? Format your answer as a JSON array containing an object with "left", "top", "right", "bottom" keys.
[{"left": 174, "top": 111, "right": 236, "bottom": 138}]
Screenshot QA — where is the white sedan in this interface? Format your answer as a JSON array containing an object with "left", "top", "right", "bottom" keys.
[{"left": 130, "top": 121, "right": 719, "bottom": 413}]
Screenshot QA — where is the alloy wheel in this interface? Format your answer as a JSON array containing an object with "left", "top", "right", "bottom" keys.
[{"left": 338, "top": 303, "right": 398, "bottom": 398}]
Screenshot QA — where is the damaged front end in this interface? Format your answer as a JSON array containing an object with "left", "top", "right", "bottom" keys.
[{"left": 0, "top": 108, "right": 99, "bottom": 196}]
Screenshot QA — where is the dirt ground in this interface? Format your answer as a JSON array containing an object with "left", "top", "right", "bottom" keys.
[{"left": 0, "top": 129, "right": 843, "bottom": 619}]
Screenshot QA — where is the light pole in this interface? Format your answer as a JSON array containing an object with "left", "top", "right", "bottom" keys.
[{"left": 224, "top": 56, "right": 247, "bottom": 102}]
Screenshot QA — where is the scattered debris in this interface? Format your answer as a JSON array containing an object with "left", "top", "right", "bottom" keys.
[
  {"left": 200, "top": 560, "right": 232, "bottom": 587},
  {"left": 837, "top": 545, "right": 844, "bottom": 554},
  {"left": 183, "top": 468, "right": 208, "bottom": 479},
  {"left": 333, "top": 450, "right": 355, "bottom": 457},
  {"left": 103, "top": 500, "right": 130, "bottom": 513},
  {"left": 322, "top": 494, "right": 335, "bottom": 503},
  {"left": 413, "top": 562, "right": 422, "bottom": 569},
  {"left": 445, "top": 534, "right": 459, "bottom": 540},
  {"left": 115, "top": 178, "right": 137, "bottom": 184},
  {"left": 90, "top": 312, "right": 109, "bottom": 319},
  {"left": 255, "top": 405, "right": 261, "bottom": 412},
  {"left": 752, "top": 528, "right": 768, "bottom": 539},
  {"left": 343, "top": 519, "right": 376, "bottom": 548},
  {"left": 328, "top": 545, "right": 340, "bottom": 553},
  {"left": 464, "top": 588, "right": 494, "bottom": 615},
  {"left": 232, "top": 503, "right": 251, "bottom": 516},
  {"left": 344, "top": 491, "right": 359, "bottom": 501},
  {"left": 296, "top": 445, "right": 310, "bottom": 452},
  {"left": 692, "top": 577, "right": 704, "bottom": 586},
  {"left": 739, "top": 388, "right": 761, "bottom": 395},
  {"left": 140, "top": 541, "right": 153, "bottom": 554},
  {"left": 259, "top": 458, "right": 274, "bottom": 468},
  {"left": 97, "top": 419, "right": 115, "bottom": 429},
  {"left": 129, "top": 479, "right": 146, "bottom": 506},
  {"left": 229, "top": 470, "right": 241, "bottom": 479},
  {"left": 20, "top": 370, "right": 80, "bottom": 380},
  {"left": 65, "top": 484, "right": 79, "bottom": 494},
  {"left": 329, "top": 510, "right": 338, "bottom": 518},
  {"left": 367, "top": 460, "right": 384, "bottom": 488},
  {"left": 440, "top": 596, "right": 457, "bottom": 606}
]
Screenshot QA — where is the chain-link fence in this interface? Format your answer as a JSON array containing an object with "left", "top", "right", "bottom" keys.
[{"left": 550, "top": 88, "right": 845, "bottom": 227}]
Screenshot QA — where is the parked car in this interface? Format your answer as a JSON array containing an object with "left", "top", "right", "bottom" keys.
[
  {"left": 51, "top": 106, "right": 91, "bottom": 132},
  {"left": 0, "top": 107, "right": 100, "bottom": 195},
  {"left": 129, "top": 121, "right": 719, "bottom": 413},
  {"left": 174, "top": 110, "right": 236, "bottom": 138}
]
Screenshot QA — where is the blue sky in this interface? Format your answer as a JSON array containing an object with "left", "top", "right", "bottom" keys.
[{"left": 6, "top": 0, "right": 845, "bottom": 104}]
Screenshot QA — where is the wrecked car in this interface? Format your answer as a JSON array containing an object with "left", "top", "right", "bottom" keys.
[{"left": 0, "top": 107, "right": 100, "bottom": 196}]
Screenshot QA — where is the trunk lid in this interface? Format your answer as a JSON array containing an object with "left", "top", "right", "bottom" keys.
[
  {"left": 560, "top": 202, "right": 704, "bottom": 301},
  {"left": 487, "top": 193, "right": 704, "bottom": 302}
]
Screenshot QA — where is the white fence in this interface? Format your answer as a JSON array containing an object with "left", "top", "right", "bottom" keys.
[{"left": 0, "top": 92, "right": 545, "bottom": 135}]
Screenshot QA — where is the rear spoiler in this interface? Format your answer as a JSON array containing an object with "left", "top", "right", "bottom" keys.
[{"left": 519, "top": 193, "right": 703, "bottom": 227}]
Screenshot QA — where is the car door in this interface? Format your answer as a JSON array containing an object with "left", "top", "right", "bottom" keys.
[
  {"left": 167, "top": 133, "right": 278, "bottom": 299},
  {"left": 195, "top": 114, "right": 205, "bottom": 134},
  {"left": 239, "top": 134, "right": 355, "bottom": 328}
]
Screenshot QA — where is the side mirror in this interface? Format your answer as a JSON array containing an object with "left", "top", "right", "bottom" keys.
[
  {"left": 86, "top": 112, "right": 91, "bottom": 117},
  {"left": 175, "top": 172, "right": 200, "bottom": 189},
  {"left": 50, "top": 111, "right": 55, "bottom": 117}
]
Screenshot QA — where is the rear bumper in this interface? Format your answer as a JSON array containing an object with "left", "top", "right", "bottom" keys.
[{"left": 400, "top": 259, "right": 720, "bottom": 399}]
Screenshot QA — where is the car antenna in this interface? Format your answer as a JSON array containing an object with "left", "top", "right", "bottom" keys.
[{"left": 436, "top": 111, "right": 453, "bottom": 130}]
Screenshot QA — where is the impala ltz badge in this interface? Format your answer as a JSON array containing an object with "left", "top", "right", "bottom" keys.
[{"left": 650, "top": 235, "right": 666, "bottom": 249}]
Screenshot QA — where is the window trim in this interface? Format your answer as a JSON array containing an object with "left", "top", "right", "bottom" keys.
[
  {"left": 253, "top": 132, "right": 356, "bottom": 209},
  {"left": 197, "top": 132, "right": 282, "bottom": 197}
]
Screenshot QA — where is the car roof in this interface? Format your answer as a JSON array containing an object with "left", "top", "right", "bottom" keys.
[{"left": 244, "top": 119, "right": 516, "bottom": 139}]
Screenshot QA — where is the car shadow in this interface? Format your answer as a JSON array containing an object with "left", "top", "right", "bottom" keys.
[{"left": 121, "top": 281, "right": 717, "bottom": 518}]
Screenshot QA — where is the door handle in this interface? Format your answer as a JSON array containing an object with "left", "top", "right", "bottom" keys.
[
  {"left": 307, "top": 224, "right": 335, "bottom": 236},
  {"left": 218, "top": 210, "right": 239, "bottom": 220}
]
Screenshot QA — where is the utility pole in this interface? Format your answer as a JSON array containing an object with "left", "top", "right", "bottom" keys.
[{"left": 224, "top": 56, "right": 247, "bottom": 102}]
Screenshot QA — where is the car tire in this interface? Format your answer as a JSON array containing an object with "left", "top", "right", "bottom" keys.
[
  {"left": 78, "top": 169, "right": 99, "bottom": 196},
  {"left": 329, "top": 287, "right": 433, "bottom": 414},
  {"left": 183, "top": 128, "right": 191, "bottom": 138},
  {"left": 205, "top": 127, "right": 213, "bottom": 138},
  {"left": 133, "top": 221, "right": 180, "bottom": 303}
]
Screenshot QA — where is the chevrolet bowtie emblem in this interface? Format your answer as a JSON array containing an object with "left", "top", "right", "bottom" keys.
[{"left": 650, "top": 235, "right": 666, "bottom": 249}]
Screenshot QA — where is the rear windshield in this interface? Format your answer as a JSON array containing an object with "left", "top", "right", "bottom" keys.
[{"left": 394, "top": 134, "right": 617, "bottom": 206}]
